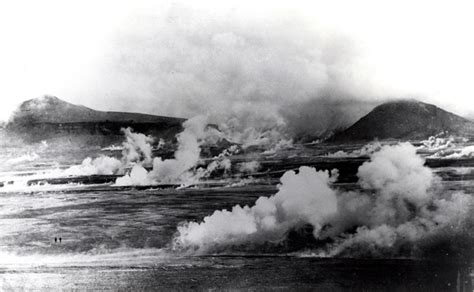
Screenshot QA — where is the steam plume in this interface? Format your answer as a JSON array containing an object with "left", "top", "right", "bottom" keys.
[
  {"left": 77, "top": 3, "right": 386, "bottom": 138},
  {"left": 174, "top": 143, "right": 473, "bottom": 258},
  {"left": 63, "top": 128, "right": 155, "bottom": 176},
  {"left": 175, "top": 166, "right": 338, "bottom": 249},
  {"left": 121, "top": 128, "right": 154, "bottom": 167},
  {"left": 116, "top": 116, "right": 221, "bottom": 185}
]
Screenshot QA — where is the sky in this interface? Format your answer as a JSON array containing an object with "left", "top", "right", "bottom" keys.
[{"left": 1, "top": 0, "right": 474, "bottom": 130}]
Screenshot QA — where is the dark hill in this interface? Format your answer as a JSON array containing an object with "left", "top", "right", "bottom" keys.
[
  {"left": 329, "top": 100, "right": 474, "bottom": 142},
  {"left": 8, "top": 95, "right": 185, "bottom": 124},
  {"left": 6, "top": 95, "right": 186, "bottom": 145}
]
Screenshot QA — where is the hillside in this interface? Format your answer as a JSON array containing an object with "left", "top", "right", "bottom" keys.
[
  {"left": 329, "top": 100, "right": 474, "bottom": 142},
  {"left": 6, "top": 96, "right": 186, "bottom": 144},
  {"left": 8, "top": 95, "right": 185, "bottom": 124}
]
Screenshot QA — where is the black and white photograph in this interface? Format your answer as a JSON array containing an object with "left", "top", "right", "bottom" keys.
[{"left": 0, "top": 1, "right": 472, "bottom": 290}]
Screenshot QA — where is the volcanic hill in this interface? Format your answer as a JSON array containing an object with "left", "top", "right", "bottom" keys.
[
  {"left": 6, "top": 95, "right": 185, "bottom": 144},
  {"left": 329, "top": 100, "right": 474, "bottom": 142}
]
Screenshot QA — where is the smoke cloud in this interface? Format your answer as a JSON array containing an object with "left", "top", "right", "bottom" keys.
[
  {"left": 115, "top": 116, "right": 231, "bottom": 185},
  {"left": 3, "top": 2, "right": 474, "bottom": 129},
  {"left": 357, "top": 143, "right": 435, "bottom": 222},
  {"left": 147, "top": 116, "right": 207, "bottom": 183},
  {"left": 174, "top": 143, "right": 473, "bottom": 258},
  {"left": 63, "top": 127, "right": 156, "bottom": 177},
  {"left": 175, "top": 166, "right": 339, "bottom": 249},
  {"left": 73, "top": 2, "right": 388, "bottom": 137},
  {"left": 121, "top": 128, "right": 154, "bottom": 167},
  {"left": 326, "top": 141, "right": 382, "bottom": 158},
  {"left": 237, "top": 161, "right": 261, "bottom": 174},
  {"left": 64, "top": 156, "right": 122, "bottom": 176},
  {"left": 62, "top": 116, "right": 250, "bottom": 185},
  {"left": 445, "top": 145, "right": 474, "bottom": 159}
]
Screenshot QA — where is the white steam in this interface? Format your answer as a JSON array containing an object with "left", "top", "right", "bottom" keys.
[
  {"left": 61, "top": 115, "right": 252, "bottom": 185},
  {"left": 417, "top": 134, "right": 456, "bottom": 153},
  {"left": 444, "top": 145, "right": 474, "bottom": 159},
  {"left": 3, "top": 152, "right": 40, "bottom": 166},
  {"left": 415, "top": 134, "right": 474, "bottom": 159},
  {"left": 73, "top": 2, "right": 392, "bottom": 137},
  {"left": 326, "top": 141, "right": 382, "bottom": 158},
  {"left": 63, "top": 128, "right": 155, "bottom": 177},
  {"left": 174, "top": 143, "right": 473, "bottom": 257},
  {"left": 64, "top": 156, "right": 122, "bottom": 176},
  {"left": 121, "top": 128, "right": 154, "bottom": 167},
  {"left": 195, "top": 150, "right": 235, "bottom": 180},
  {"left": 237, "top": 161, "right": 261, "bottom": 174},
  {"left": 175, "top": 167, "right": 338, "bottom": 249},
  {"left": 148, "top": 116, "right": 207, "bottom": 183},
  {"left": 356, "top": 143, "right": 435, "bottom": 222},
  {"left": 116, "top": 116, "right": 224, "bottom": 186}
]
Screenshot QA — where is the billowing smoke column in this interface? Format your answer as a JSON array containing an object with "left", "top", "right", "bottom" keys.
[
  {"left": 356, "top": 144, "right": 434, "bottom": 224},
  {"left": 64, "top": 115, "right": 244, "bottom": 185},
  {"left": 121, "top": 128, "right": 154, "bottom": 167},
  {"left": 115, "top": 116, "right": 223, "bottom": 185},
  {"left": 323, "top": 144, "right": 471, "bottom": 257},
  {"left": 65, "top": 112, "right": 296, "bottom": 182},
  {"left": 148, "top": 116, "right": 206, "bottom": 183},
  {"left": 176, "top": 166, "right": 338, "bottom": 248},
  {"left": 174, "top": 143, "right": 473, "bottom": 257}
]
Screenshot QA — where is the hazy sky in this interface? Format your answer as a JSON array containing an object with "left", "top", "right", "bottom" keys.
[{"left": 1, "top": 0, "right": 474, "bottom": 126}]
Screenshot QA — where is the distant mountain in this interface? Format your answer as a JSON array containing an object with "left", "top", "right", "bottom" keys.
[
  {"left": 9, "top": 95, "right": 185, "bottom": 125},
  {"left": 329, "top": 100, "right": 474, "bottom": 142},
  {"left": 7, "top": 95, "right": 186, "bottom": 144}
]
